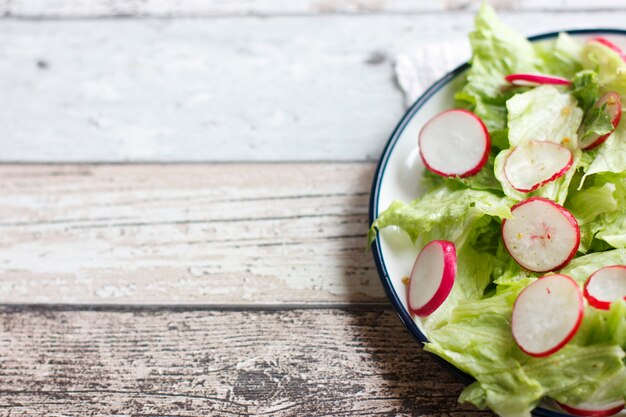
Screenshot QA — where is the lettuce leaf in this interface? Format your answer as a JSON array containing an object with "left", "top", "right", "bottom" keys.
[
  {"left": 586, "top": 121, "right": 626, "bottom": 177},
  {"left": 455, "top": 3, "right": 542, "bottom": 146},
  {"left": 567, "top": 172, "right": 626, "bottom": 251},
  {"left": 368, "top": 186, "right": 512, "bottom": 248},
  {"left": 574, "top": 170, "right": 626, "bottom": 249},
  {"left": 582, "top": 40, "right": 626, "bottom": 100},
  {"left": 523, "top": 344, "right": 626, "bottom": 406},
  {"left": 421, "top": 153, "right": 503, "bottom": 193},
  {"left": 506, "top": 85, "right": 583, "bottom": 150},
  {"left": 428, "top": 277, "right": 626, "bottom": 417},
  {"left": 537, "top": 32, "right": 583, "bottom": 79},
  {"left": 424, "top": 238, "right": 500, "bottom": 330},
  {"left": 571, "top": 70, "right": 615, "bottom": 141},
  {"left": 560, "top": 249, "right": 626, "bottom": 285}
]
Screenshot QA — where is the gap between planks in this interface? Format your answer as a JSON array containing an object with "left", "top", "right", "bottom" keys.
[{"left": 0, "top": 163, "right": 387, "bottom": 306}]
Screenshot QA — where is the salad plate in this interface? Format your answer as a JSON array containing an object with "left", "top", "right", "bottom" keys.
[{"left": 369, "top": 21, "right": 626, "bottom": 417}]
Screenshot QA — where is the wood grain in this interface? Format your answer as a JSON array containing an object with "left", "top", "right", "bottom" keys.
[
  {"left": 0, "top": 307, "right": 493, "bottom": 416},
  {"left": 2, "top": 13, "right": 626, "bottom": 162},
  {"left": 0, "top": 163, "right": 385, "bottom": 305},
  {"left": 1, "top": 0, "right": 623, "bottom": 17}
]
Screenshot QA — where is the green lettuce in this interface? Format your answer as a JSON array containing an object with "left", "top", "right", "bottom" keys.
[
  {"left": 537, "top": 32, "right": 583, "bottom": 78},
  {"left": 582, "top": 40, "right": 626, "bottom": 99},
  {"left": 368, "top": 186, "right": 512, "bottom": 248},
  {"left": 428, "top": 278, "right": 626, "bottom": 417},
  {"left": 422, "top": 153, "right": 502, "bottom": 193},
  {"left": 560, "top": 249, "right": 626, "bottom": 285},
  {"left": 571, "top": 70, "right": 615, "bottom": 141},
  {"left": 566, "top": 173, "right": 625, "bottom": 251},
  {"left": 455, "top": 3, "right": 542, "bottom": 147},
  {"left": 575, "top": 300, "right": 626, "bottom": 349},
  {"left": 586, "top": 121, "right": 626, "bottom": 177},
  {"left": 506, "top": 85, "right": 583, "bottom": 150},
  {"left": 425, "top": 240, "right": 500, "bottom": 330}
]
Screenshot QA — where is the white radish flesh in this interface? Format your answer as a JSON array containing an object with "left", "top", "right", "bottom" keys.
[
  {"left": 558, "top": 400, "right": 625, "bottom": 417},
  {"left": 512, "top": 274, "right": 583, "bottom": 357},
  {"left": 583, "top": 265, "right": 626, "bottom": 310},
  {"left": 505, "top": 73, "right": 571, "bottom": 86},
  {"left": 504, "top": 141, "right": 573, "bottom": 192},
  {"left": 418, "top": 109, "right": 490, "bottom": 178},
  {"left": 408, "top": 240, "right": 456, "bottom": 317},
  {"left": 502, "top": 197, "right": 580, "bottom": 272},
  {"left": 579, "top": 92, "right": 622, "bottom": 150}
]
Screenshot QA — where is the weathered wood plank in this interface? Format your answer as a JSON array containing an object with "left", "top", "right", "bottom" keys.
[
  {"left": 0, "top": 163, "right": 384, "bottom": 305},
  {"left": 0, "top": 307, "right": 493, "bottom": 416},
  {"left": 2, "top": 13, "right": 626, "bottom": 162},
  {"left": 1, "top": 0, "right": 623, "bottom": 18}
]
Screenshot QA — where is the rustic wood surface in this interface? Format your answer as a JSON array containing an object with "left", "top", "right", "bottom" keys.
[
  {"left": 2, "top": 0, "right": 626, "bottom": 415},
  {"left": 0, "top": 163, "right": 380, "bottom": 305},
  {"left": 0, "top": 307, "right": 493, "bottom": 417},
  {"left": 1, "top": 0, "right": 623, "bottom": 17},
  {"left": 2, "top": 12, "right": 626, "bottom": 162}
]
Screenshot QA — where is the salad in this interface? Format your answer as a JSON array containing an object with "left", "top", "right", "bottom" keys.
[{"left": 368, "top": 4, "right": 626, "bottom": 417}]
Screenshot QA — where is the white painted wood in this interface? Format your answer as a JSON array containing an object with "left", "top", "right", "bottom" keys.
[
  {"left": 1, "top": 0, "right": 624, "bottom": 17},
  {"left": 2, "top": 13, "right": 626, "bottom": 162},
  {"left": 0, "top": 164, "right": 382, "bottom": 305}
]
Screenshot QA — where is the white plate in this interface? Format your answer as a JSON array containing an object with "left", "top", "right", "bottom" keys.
[{"left": 369, "top": 29, "right": 626, "bottom": 417}]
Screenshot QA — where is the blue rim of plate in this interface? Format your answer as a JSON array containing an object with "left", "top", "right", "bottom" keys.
[{"left": 369, "top": 28, "right": 626, "bottom": 417}]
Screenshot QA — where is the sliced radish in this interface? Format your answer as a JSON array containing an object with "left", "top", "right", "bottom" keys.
[
  {"left": 558, "top": 400, "right": 625, "bottom": 417},
  {"left": 512, "top": 274, "right": 583, "bottom": 357},
  {"left": 407, "top": 240, "right": 456, "bottom": 317},
  {"left": 505, "top": 73, "right": 571, "bottom": 86},
  {"left": 418, "top": 109, "right": 490, "bottom": 178},
  {"left": 579, "top": 92, "right": 623, "bottom": 150},
  {"left": 502, "top": 197, "right": 580, "bottom": 272},
  {"left": 583, "top": 265, "right": 626, "bottom": 310},
  {"left": 590, "top": 36, "right": 626, "bottom": 62},
  {"left": 504, "top": 141, "right": 573, "bottom": 192}
]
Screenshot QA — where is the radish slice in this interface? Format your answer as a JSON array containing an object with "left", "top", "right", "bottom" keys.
[
  {"left": 502, "top": 197, "right": 580, "bottom": 272},
  {"left": 504, "top": 141, "right": 573, "bottom": 192},
  {"left": 505, "top": 73, "right": 571, "bottom": 86},
  {"left": 579, "top": 92, "right": 623, "bottom": 150},
  {"left": 558, "top": 400, "right": 625, "bottom": 417},
  {"left": 407, "top": 240, "right": 456, "bottom": 317},
  {"left": 512, "top": 274, "right": 583, "bottom": 357},
  {"left": 583, "top": 265, "right": 626, "bottom": 310},
  {"left": 418, "top": 109, "right": 490, "bottom": 178},
  {"left": 590, "top": 36, "right": 626, "bottom": 62}
]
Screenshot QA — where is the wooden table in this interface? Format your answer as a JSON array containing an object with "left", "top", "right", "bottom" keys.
[{"left": 1, "top": 1, "right": 625, "bottom": 415}]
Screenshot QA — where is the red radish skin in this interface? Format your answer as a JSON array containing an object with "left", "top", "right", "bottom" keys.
[
  {"left": 418, "top": 109, "right": 490, "bottom": 178},
  {"left": 512, "top": 274, "right": 584, "bottom": 357},
  {"left": 580, "top": 92, "right": 623, "bottom": 150},
  {"left": 502, "top": 197, "right": 580, "bottom": 272},
  {"left": 590, "top": 36, "right": 626, "bottom": 62},
  {"left": 407, "top": 240, "right": 456, "bottom": 317},
  {"left": 558, "top": 400, "right": 625, "bottom": 417},
  {"left": 583, "top": 265, "right": 626, "bottom": 310},
  {"left": 503, "top": 141, "right": 574, "bottom": 193},
  {"left": 505, "top": 73, "right": 571, "bottom": 86}
]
